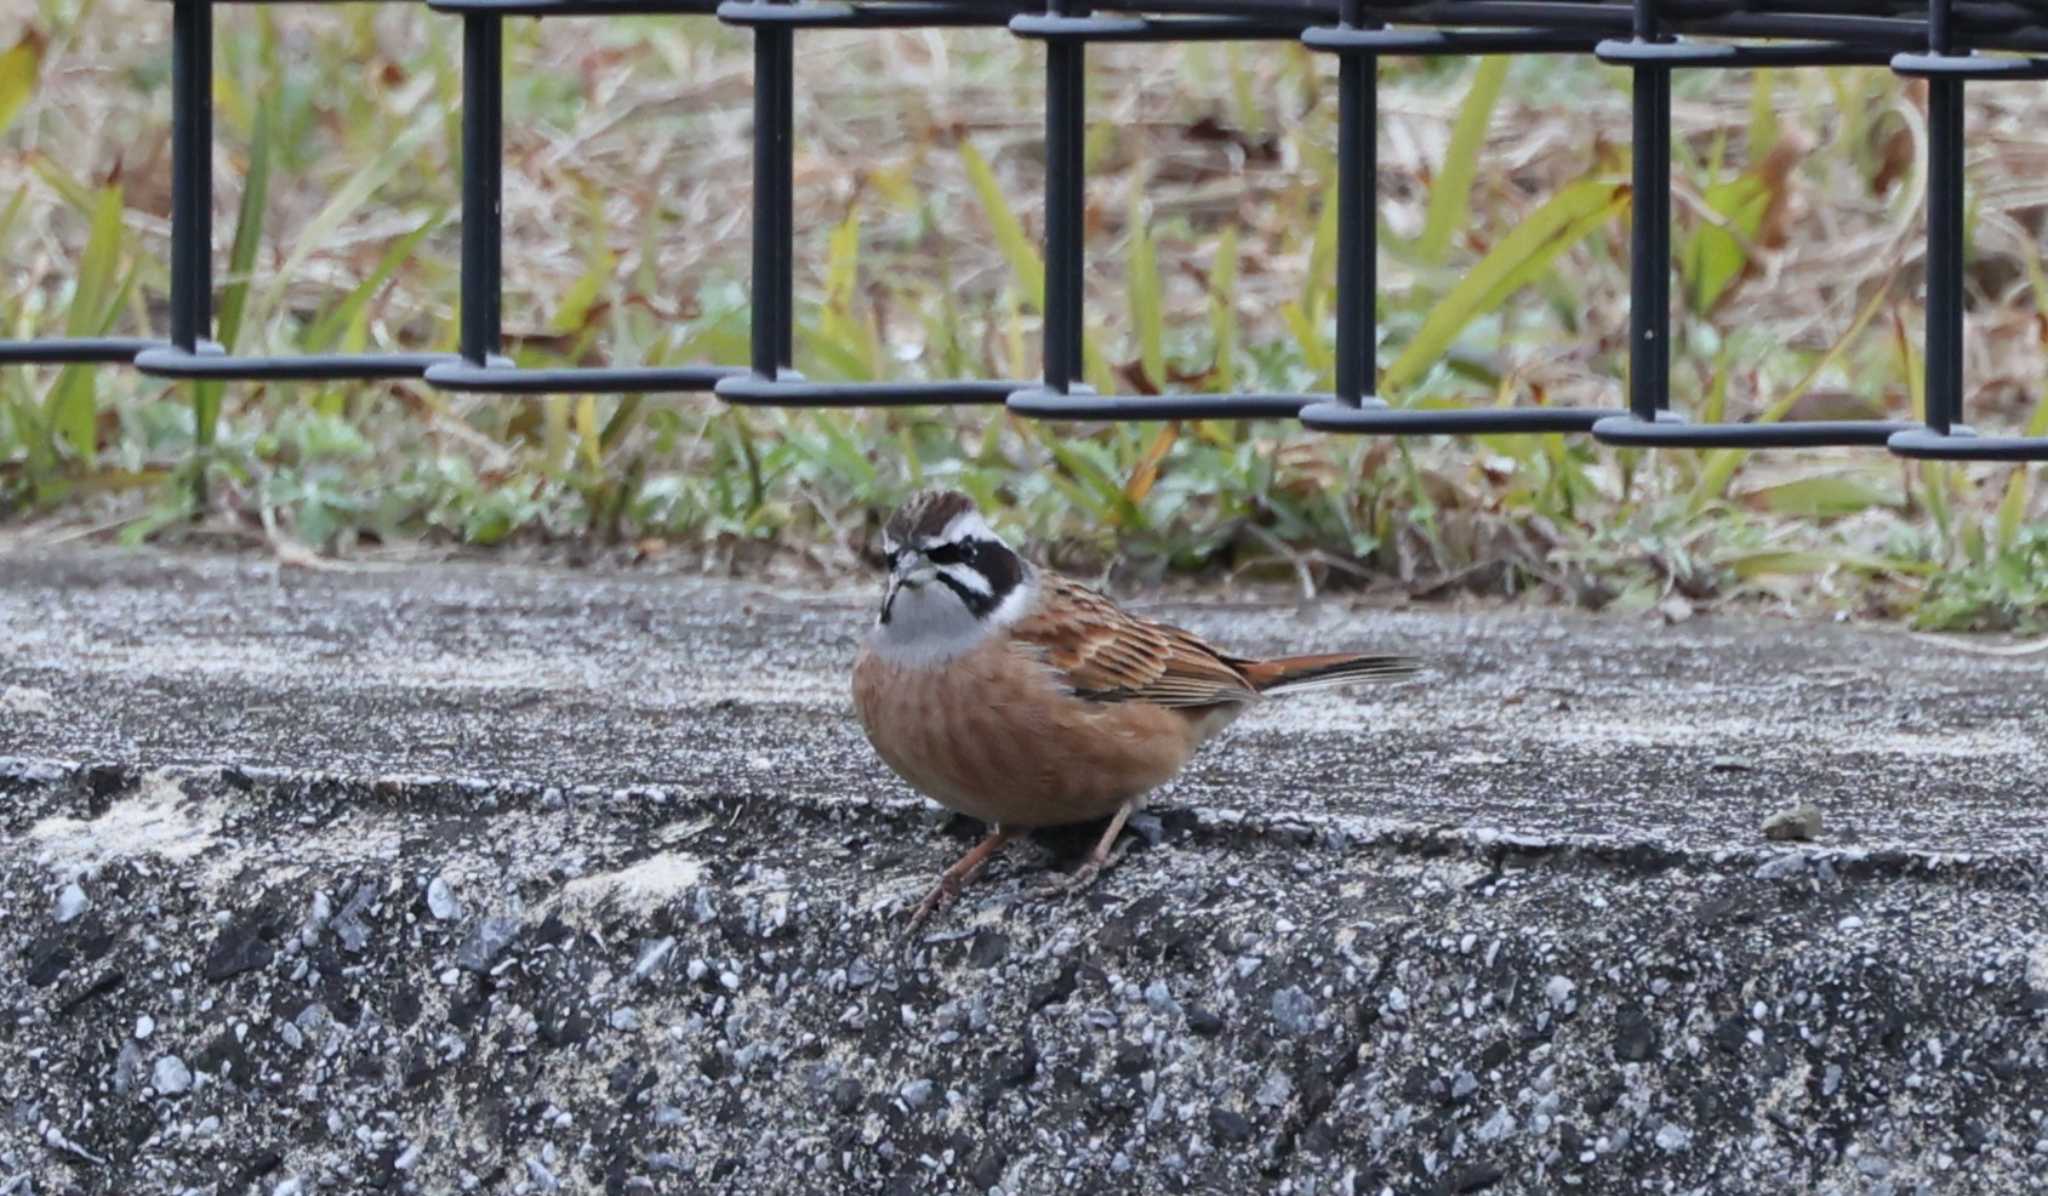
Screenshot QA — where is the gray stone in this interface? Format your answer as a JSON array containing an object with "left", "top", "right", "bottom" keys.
[
  {"left": 53, "top": 882, "right": 88, "bottom": 924},
  {"left": 151, "top": 1056, "right": 191, "bottom": 1096},
  {"left": 1762, "top": 803, "right": 1824, "bottom": 842},
  {"left": 1269, "top": 986, "right": 1315, "bottom": 1036},
  {"left": 455, "top": 917, "right": 520, "bottom": 974},
  {"left": 1253, "top": 1068, "right": 1292, "bottom": 1109},
  {"left": 426, "top": 876, "right": 462, "bottom": 922}
]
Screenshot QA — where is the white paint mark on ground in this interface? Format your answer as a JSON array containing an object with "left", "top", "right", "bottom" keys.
[
  {"left": 1, "top": 686, "right": 54, "bottom": 717},
  {"left": 27, "top": 770, "right": 222, "bottom": 876},
  {"left": 559, "top": 851, "right": 705, "bottom": 911}
]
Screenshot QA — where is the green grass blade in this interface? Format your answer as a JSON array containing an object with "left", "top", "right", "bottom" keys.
[
  {"left": 28, "top": 153, "right": 94, "bottom": 215},
  {"left": 0, "top": 186, "right": 25, "bottom": 254},
  {"left": 301, "top": 212, "right": 443, "bottom": 353},
  {"left": 553, "top": 250, "right": 616, "bottom": 336},
  {"left": 1226, "top": 44, "right": 1261, "bottom": 139},
  {"left": 1743, "top": 473, "right": 1901, "bottom": 517},
  {"left": 1686, "top": 265, "right": 1895, "bottom": 513},
  {"left": 1207, "top": 226, "right": 1238, "bottom": 393},
  {"left": 801, "top": 211, "right": 882, "bottom": 381},
  {"left": 215, "top": 98, "right": 274, "bottom": 354},
  {"left": 1282, "top": 300, "right": 1333, "bottom": 387},
  {"left": 1305, "top": 178, "right": 1339, "bottom": 318},
  {"left": 961, "top": 142, "right": 1044, "bottom": 310},
  {"left": 0, "top": 30, "right": 42, "bottom": 138},
  {"left": 1418, "top": 57, "right": 1508, "bottom": 265},
  {"left": 62, "top": 185, "right": 123, "bottom": 338},
  {"left": 1682, "top": 171, "right": 1775, "bottom": 313},
  {"left": 1748, "top": 68, "right": 1779, "bottom": 160},
  {"left": 46, "top": 185, "right": 126, "bottom": 461},
  {"left": 825, "top": 210, "right": 859, "bottom": 309},
  {"left": 1383, "top": 179, "right": 1629, "bottom": 395},
  {"left": 1125, "top": 193, "right": 1164, "bottom": 389},
  {"left": 253, "top": 118, "right": 435, "bottom": 323},
  {"left": 1995, "top": 385, "right": 2048, "bottom": 550}
]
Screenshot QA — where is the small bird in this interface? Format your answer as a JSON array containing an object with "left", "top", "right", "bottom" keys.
[{"left": 852, "top": 488, "right": 1422, "bottom": 932}]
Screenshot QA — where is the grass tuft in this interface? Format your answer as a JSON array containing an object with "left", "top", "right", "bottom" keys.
[{"left": 0, "top": 7, "right": 2045, "bottom": 630}]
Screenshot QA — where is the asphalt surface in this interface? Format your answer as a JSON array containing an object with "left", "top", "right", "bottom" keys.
[{"left": 2, "top": 546, "right": 2045, "bottom": 1195}]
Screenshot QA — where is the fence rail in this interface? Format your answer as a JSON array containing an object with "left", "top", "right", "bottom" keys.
[{"left": 5, "top": 0, "right": 2048, "bottom": 460}]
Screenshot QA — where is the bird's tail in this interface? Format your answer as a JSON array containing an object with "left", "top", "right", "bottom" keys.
[{"left": 1241, "top": 652, "right": 1423, "bottom": 697}]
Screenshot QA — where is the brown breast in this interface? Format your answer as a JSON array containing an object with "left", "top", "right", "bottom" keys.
[{"left": 851, "top": 633, "right": 1229, "bottom": 829}]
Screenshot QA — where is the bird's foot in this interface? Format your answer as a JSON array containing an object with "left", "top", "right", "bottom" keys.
[
  {"left": 900, "top": 876, "right": 960, "bottom": 942},
  {"left": 900, "top": 826, "right": 1015, "bottom": 942},
  {"left": 1039, "top": 837, "right": 1134, "bottom": 898}
]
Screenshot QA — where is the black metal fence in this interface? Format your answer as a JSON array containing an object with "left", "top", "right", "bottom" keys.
[{"left": 5, "top": 0, "right": 2048, "bottom": 460}]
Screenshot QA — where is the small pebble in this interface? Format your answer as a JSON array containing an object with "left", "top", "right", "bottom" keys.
[
  {"left": 135, "top": 1015, "right": 155, "bottom": 1040},
  {"left": 152, "top": 1056, "right": 193, "bottom": 1096},
  {"left": 1143, "top": 980, "right": 1180, "bottom": 1016},
  {"left": 632, "top": 938, "right": 675, "bottom": 984},
  {"left": 1269, "top": 987, "right": 1315, "bottom": 1036},
  {"left": 426, "top": 877, "right": 463, "bottom": 921},
  {"left": 54, "top": 882, "right": 89, "bottom": 924}
]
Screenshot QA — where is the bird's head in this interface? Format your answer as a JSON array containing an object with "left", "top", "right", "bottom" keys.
[{"left": 873, "top": 489, "right": 1030, "bottom": 653}]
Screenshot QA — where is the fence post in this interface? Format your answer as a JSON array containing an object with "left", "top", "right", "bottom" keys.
[
  {"left": 749, "top": 12, "right": 796, "bottom": 382},
  {"left": 1331, "top": 0, "right": 1377, "bottom": 411},
  {"left": 458, "top": 12, "right": 504, "bottom": 370},
  {"left": 169, "top": 0, "right": 213, "bottom": 356}
]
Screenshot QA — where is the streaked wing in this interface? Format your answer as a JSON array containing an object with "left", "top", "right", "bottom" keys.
[{"left": 1010, "top": 573, "right": 1257, "bottom": 707}]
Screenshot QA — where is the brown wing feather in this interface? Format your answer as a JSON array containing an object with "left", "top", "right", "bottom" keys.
[{"left": 1010, "top": 573, "right": 1257, "bottom": 708}]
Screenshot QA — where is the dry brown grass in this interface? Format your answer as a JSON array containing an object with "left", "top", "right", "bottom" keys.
[{"left": 5, "top": 1, "right": 2048, "bottom": 630}]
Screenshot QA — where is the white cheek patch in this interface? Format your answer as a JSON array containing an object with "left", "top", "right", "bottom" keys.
[{"left": 987, "top": 572, "right": 1036, "bottom": 628}]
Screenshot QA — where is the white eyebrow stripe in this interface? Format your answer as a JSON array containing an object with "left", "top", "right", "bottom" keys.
[{"left": 938, "top": 509, "right": 996, "bottom": 545}]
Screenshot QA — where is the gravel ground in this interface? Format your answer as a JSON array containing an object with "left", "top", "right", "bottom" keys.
[{"left": 2, "top": 547, "right": 2045, "bottom": 1195}]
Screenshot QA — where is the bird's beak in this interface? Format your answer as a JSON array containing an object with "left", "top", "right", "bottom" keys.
[
  {"left": 892, "top": 554, "right": 936, "bottom": 589},
  {"left": 888, "top": 561, "right": 937, "bottom": 589}
]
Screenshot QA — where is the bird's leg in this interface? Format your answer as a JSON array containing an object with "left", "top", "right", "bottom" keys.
[
  {"left": 903, "top": 825, "right": 1015, "bottom": 938},
  {"left": 1044, "top": 799, "right": 1140, "bottom": 895}
]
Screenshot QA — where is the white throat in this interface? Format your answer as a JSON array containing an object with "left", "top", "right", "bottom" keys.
[{"left": 869, "top": 569, "right": 1036, "bottom": 669}]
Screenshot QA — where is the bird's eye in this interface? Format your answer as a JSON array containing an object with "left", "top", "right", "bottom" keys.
[
  {"left": 925, "top": 541, "right": 970, "bottom": 566},
  {"left": 884, "top": 548, "right": 902, "bottom": 569}
]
